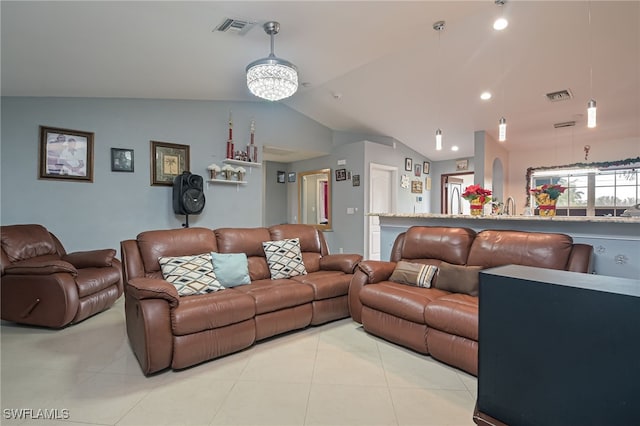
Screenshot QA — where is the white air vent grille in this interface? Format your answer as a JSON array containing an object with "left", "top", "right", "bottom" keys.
[
  {"left": 214, "top": 18, "right": 255, "bottom": 35},
  {"left": 546, "top": 89, "right": 573, "bottom": 102},
  {"left": 554, "top": 121, "right": 576, "bottom": 128}
]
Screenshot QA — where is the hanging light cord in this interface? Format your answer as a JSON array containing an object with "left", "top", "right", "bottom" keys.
[{"left": 588, "top": 0, "right": 593, "bottom": 97}]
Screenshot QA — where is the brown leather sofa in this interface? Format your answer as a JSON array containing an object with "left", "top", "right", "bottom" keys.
[
  {"left": 121, "top": 224, "right": 362, "bottom": 375},
  {"left": 348, "top": 226, "right": 593, "bottom": 376},
  {"left": 1, "top": 224, "right": 123, "bottom": 328}
]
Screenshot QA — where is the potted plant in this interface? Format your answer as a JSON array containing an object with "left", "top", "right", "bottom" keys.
[
  {"left": 530, "top": 184, "right": 566, "bottom": 216},
  {"left": 207, "top": 163, "right": 221, "bottom": 180},
  {"left": 235, "top": 166, "right": 246, "bottom": 181},
  {"left": 462, "top": 184, "right": 492, "bottom": 216},
  {"left": 221, "top": 164, "right": 235, "bottom": 180}
]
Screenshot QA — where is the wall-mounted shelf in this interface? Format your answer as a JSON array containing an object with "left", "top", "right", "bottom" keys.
[
  {"left": 208, "top": 179, "right": 247, "bottom": 185},
  {"left": 222, "top": 159, "right": 261, "bottom": 168}
]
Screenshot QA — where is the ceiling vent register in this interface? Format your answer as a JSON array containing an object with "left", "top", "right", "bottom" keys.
[
  {"left": 546, "top": 89, "right": 573, "bottom": 102},
  {"left": 554, "top": 121, "right": 577, "bottom": 128},
  {"left": 215, "top": 18, "right": 255, "bottom": 35}
]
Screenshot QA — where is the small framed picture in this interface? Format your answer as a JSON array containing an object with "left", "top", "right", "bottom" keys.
[
  {"left": 352, "top": 174, "right": 360, "bottom": 186},
  {"left": 39, "top": 126, "right": 94, "bottom": 182},
  {"left": 423, "top": 161, "right": 431, "bottom": 175},
  {"left": 151, "top": 141, "right": 189, "bottom": 186},
  {"left": 405, "top": 157, "right": 413, "bottom": 171},
  {"left": 456, "top": 159, "right": 469, "bottom": 171},
  {"left": 288, "top": 172, "right": 296, "bottom": 183},
  {"left": 277, "top": 171, "right": 286, "bottom": 183},
  {"left": 411, "top": 180, "right": 423, "bottom": 193},
  {"left": 111, "top": 148, "right": 134, "bottom": 172},
  {"left": 414, "top": 164, "right": 421, "bottom": 176},
  {"left": 335, "top": 168, "right": 347, "bottom": 181}
]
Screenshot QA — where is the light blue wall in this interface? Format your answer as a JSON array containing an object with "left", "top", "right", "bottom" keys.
[
  {"left": 1, "top": 97, "right": 332, "bottom": 254},
  {"left": 263, "top": 161, "right": 288, "bottom": 226}
]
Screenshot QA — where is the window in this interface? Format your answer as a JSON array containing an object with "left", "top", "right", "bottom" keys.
[{"left": 531, "top": 167, "right": 639, "bottom": 216}]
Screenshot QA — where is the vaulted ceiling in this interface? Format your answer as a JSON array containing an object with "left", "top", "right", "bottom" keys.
[{"left": 2, "top": 1, "right": 638, "bottom": 161}]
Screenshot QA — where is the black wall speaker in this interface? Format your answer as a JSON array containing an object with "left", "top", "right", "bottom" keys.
[{"left": 173, "top": 172, "right": 205, "bottom": 215}]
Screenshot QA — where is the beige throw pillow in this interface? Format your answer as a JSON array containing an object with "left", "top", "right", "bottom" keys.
[{"left": 389, "top": 261, "right": 438, "bottom": 288}]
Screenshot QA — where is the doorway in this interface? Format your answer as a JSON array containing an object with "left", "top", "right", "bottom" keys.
[
  {"left": 367, "top": 163, "right": 397, "bottom": 260},
  {"left": 441, "top": 172, "right": 474, "bottom": 214}
]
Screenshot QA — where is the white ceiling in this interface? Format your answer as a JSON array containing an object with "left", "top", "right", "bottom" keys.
[{"left": 2, "top": 1, "right": 638, "bottom": 161}]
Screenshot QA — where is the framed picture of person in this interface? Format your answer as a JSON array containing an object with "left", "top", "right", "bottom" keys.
[
  {"left": 414, "top": 164, "right": 422, "bottom": 176},
  {"left": 277, "top": 171, "right": 286, "bottom": 183},
  {"left": 423, "top": 161, "right": 431, "bottom": 174},
  {"left": 111, "top": 148, "right": 134, "bottom": 172},
  {"left": 288, "top": 172, "right": 296, "bottom": 183},
  {"left": 39, "top": 126, "right": 94, "bottom": 182},
  {"left": 405, "top": 158, "right": 413, "bottom": 171},
  {"left": 151, "top": 141, "right": 190, "bottom": 186}
]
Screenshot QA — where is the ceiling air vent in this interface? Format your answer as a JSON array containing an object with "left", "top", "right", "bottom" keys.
[
  {"left": 214, "top": 18, "right": 255, "bottom": 35},
  {"left": 554, "top": 121, "right": 576, "bottom": 128},
  {"left": 546, "top": 89, "right": 573, "bottom": 102}
]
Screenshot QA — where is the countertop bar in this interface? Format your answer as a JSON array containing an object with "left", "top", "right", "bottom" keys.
[{"left": 370, "top": 213, "right": 640, "bottom": 279}]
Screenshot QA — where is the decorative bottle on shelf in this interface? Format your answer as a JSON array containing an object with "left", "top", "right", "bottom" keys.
[
  {"left": 247, "top": 119, "right": 258, "bottom": 163},
  {"left": 226, "top": 111, "right": 234, "bottom": 159}
]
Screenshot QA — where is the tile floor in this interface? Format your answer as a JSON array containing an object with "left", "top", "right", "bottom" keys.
[{"left": 1, "top": 299, "right": 477, "bottom": 426}]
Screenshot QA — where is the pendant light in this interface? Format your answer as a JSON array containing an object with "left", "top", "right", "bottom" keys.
[
  {"left": 498, "top": 117, "right": 507, "bottom": 142},
  {"left": 587, "top": 1, "right": 597, "bottom": 128},
  {"left": 433, "top": 20, "right": 445, "bottom": 151},
  {"left": 496, "top": 0, "right": 508, "bottom": 142}
]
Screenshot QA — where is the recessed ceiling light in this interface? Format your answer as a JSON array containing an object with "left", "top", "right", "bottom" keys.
[
  {"left": 493, "top": 18, "right": 508, "bottom": 31},
  {"left": 480, "top": 92, "right": 492, "bottom": 100},
  {"left": 451, "top": 146, "right": 459, "bottom": 151}
]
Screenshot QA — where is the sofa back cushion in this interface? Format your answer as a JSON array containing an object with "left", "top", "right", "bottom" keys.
[
  {"left": 269, "top": 224, "right": 327, "bottom": 273},
  {"left": 214, "top": 227, "right": 272, "bottom": 281},
  {"left": 137, "top": 227, "right": 217, "bottom": 274},
  {"left": 397, "top": 226, "right": 476, "bottom": 266},
  {"left": 1, "top": 224, "right": 58, "bottom": 263},
  {"left": 467, "top": 230, "right": 574, "bottom": 270}
]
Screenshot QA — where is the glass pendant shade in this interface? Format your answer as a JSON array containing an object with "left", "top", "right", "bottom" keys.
[
  {"left": 246, "top": 22, "right": 298, "bottom": 102},
  {"left": 498, "top": 117, "right": 507, "bottom": 142},
  {"left": 587, "top": 99, "right": 597, "bottom": 128},
  {"left": 436, "top": 129, "right": 443, "bottom": 151}
]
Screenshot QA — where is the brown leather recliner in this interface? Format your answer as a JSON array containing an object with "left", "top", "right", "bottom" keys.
[{"left": 1, "top": 224, "right": 123, "bottom": 328}]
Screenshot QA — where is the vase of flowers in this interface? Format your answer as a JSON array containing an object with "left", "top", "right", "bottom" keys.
[
  {"left": 235, "top": 166, "right": 246, "bottom": 182},
  {"left": 530, "top": 184, "right": 566, "bottom": 216},
  {"left": 207, "top": 163, "right": 220, "bottom": 180},
  {"left": 462, "top": 184, "right": 492, "bottom": 216},
  {"left": 221, "top": 164, "right": 235, "bottom": 180}
]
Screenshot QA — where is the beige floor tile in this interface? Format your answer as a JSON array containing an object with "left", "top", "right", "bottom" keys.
[
  {"left": 210, "top": 381, "right": 310, "bottom": 425},
  {"left": 456, "top": 371, "right": 478, "bottom": 398},
  {"left": 239, "top": 346, "right": 316, "bottom": 383},
  {"left": 117, "top": 377, "right": 235, "bottom": 425},
  {"left": 305, "top": 383, "right": 398, "bottom": 426},
  {"left": 313, "top": 348, "right": 386, "bottom": 386},
  {"left": 390, "top": 388, "right": 476, "bottom": 426},
  {"left": 317, "top": 320, "right": 381, "bottom": 353}
]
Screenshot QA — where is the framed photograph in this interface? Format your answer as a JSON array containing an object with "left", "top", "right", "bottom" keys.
[
  {"left": 414, "top": 164, "right": 421, "bottom": 176},
  {"left": 336, "top": 168, "right": 347, "bottom": 181},
  {"left": 426, "top": 177, "right": 432, "bottom": 191},
  {"left": 111, "top": 148, "right": 134, "bottom": 172},
  {"left": 151, "top": 141, "right": 189, "bottom": 186},
  {"left": 288, "top": 172, "right": 296, "bottom": 183},
  {"left": 411, "top": 180, "right": 423, "bottom": 194},
  {"left": 352, "top": 174, "right": 360, "bottom": 186},
  {"left": 456, "top": 159, "right": 469, "bottom": 171},
  {"left": 39, "top": 126, "right": 94, "bottom": 182},
  {"left": 423, "top": 161, "right": 431, "bottom": 175},
  {"left": 405, "top": 157, "right": 413, "bottom": 171},
  {"left": 277, "top": 171, "right": 286, "bottom": 183}
]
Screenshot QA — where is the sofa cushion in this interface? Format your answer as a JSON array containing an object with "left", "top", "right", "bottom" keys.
[
  {"left": 262, "top": 238, "right": 307, "bottom": 279},
  {"left": 432, "top": 262, "right": 483, "bottom": 296},
  {"left": 1, "top": 224, "right": 58, "bottom": 262},
  {"left": 215, "top": 228, "right": 272, "bottom": 280},
  {"left": 424, "top": 294, "right": 478, "bottom": 341},
  {"left": 75, "top": 267, "right": 122, "bottom": 298},
  {"left": 400, "top": 226, "right": 476, "bottom": 265},
  {"left": 137, "top": 228, "right": 217, "bottom": 274},
  {"left": 389, "top": 261, "right": 438, "bottom": 288},
  {"left": 359, "top": 281, "right": 450, "bottom": 324},
  {"left": 269, "top": 224, "right": 325, "bottom": 273},
  {"left": 211, "top": 253, "right": 251, "bottom": 287},
  {"left": 292, "top": 270, "right": 350, "bottom": 299},
  {"left": 467, "top": 230, "right": 574, "bottom": 270},
  {"left": 232, "top": 279, "right": 314, "bottom": 314},
  {"left": 159, "top": 253, "right": 223, "bottom": 296}
]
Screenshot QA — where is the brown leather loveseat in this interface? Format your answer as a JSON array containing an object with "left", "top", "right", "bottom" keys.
[
  {"left": 121, "top": 224, "right": 362, "bottom": 375},
  {"left": 1, "top": 224, "right": 123, "bottom": 328},
  {"left": 348, "top": 226, "right": 593, "bottom": 376}
]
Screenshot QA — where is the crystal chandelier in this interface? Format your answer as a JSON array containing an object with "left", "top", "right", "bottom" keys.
[{"left": 246, "top": 21, "right": 298, "bottom": 101}]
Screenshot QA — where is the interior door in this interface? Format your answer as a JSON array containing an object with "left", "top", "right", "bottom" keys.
[{"left": 368, "top": 164, "right": 396, "bottom": 260}]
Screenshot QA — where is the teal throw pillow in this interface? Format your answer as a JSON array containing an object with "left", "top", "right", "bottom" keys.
[{"left": 211, "top": 252, "right": 251, "bottom": 287}]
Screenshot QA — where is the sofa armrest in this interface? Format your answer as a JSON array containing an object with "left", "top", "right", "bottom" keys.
[
  {"left": 567, "top": 244, "right": 593, "bottom": 273},
  {"left": 63, "top": 249, "right": 116, "bottom": 269},
  {"left": 320, "top": 254, "right": 362, "bottom": 274},
  {"left": 126, "top": 277, "right": 179, "bottom": 308},
  {"left": 357, "top": 260, "right": 397, "bottom": 284},
  {"left": 3, "top": 258, "right": 78, "bottom": 276}
]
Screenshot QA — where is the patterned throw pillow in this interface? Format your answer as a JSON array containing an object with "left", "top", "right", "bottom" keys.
[
  {"left": 262, "top": 238, "right": 308, "bottom": 279},
  {"left": 158, "top": 253, "right": 224, "bottom": 296},
  {"left": 389, "top": 261, "right": 438, "bottom": 288}
]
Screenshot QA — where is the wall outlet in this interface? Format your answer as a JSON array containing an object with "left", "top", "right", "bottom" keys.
[
  {"left": 339, "top": 248, "right": 344, "bottom": 254},
  {"left": 347, "top": 207, "right": 355, "bottom": 214},
  {"left": 337, "top": 159, "right": 346, "bottom": 166}
]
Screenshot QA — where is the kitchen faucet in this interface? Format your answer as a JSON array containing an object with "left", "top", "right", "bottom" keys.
[{"left": 504, "top": 197, "right": 516, "bottom": 215}]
